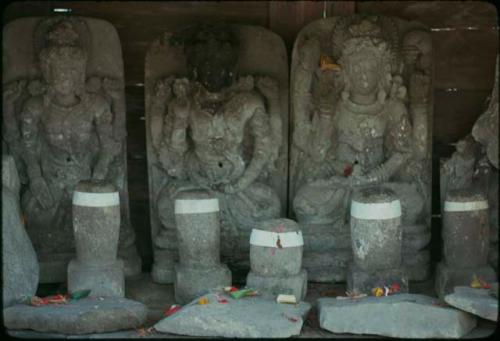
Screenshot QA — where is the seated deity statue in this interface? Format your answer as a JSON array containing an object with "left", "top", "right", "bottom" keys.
[
  {"left": 2, "top": 17, "right": 141, "bottom": 282},
  {"left": 146, "top": 23, "right": 287, "bottom": 283},
  {"left": 290, "top": 15, "right": 433, "bottom": 282}
]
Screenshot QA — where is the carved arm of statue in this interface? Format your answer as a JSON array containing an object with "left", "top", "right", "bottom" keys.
[
  {"left": 92, "top": 97, "right": 121, "bottom": 180},
  {"left": 223, "top": 103, "right": 272, "bottom": 194},
  {"left": 155, "top": 78, "right": 190, "bottom": 178},
  {"left": 255, "top": 76, "right": 282, "bottom": 171},
  {"left": 20, "top": 97, "right": 54, "bottom": 209},
  {"left": 3, "top": 81, "right": 27, "bottom": 173}
]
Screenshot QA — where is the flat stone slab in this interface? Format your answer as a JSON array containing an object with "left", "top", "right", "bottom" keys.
[
  {"left": 445, "top": 286, "right": 498, "bottom": 322},
  {"left": 154, "top": 293, "right": 311, "bottom": 338},
  {"left": 3, "top": 297, "right": 147, "bottom": 335},
  {"left": 318, "top": 294, "right": 477, "bottom": 338}
]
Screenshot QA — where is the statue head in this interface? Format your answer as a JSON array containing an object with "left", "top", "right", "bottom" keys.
[
  {"left": 336, "top": 17, "right": 393, "bottom": 101},
  {"left": 172, "top": 23, "right": 239, "bottom": 92},
  {"left": 39, "top": 19, "right": 87, "bottom": 97}
]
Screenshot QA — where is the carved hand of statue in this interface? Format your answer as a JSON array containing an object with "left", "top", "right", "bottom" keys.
[
  {"left": 3, "top": 80, "right": 26, "bottom": 104},
  {"left": 102, "top": 77, "right": 124, "bottom": 100},
  {"left": 256, "top": 76, "right": 279, "bottom": 101},
  {"left": 31, "top": 176, "right": 54, "bottom": 209},
  {"left": 409, "top": 72, "right": 430, "bottom": 104}
]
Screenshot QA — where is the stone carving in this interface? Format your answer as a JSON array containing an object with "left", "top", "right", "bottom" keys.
[
  {"left": 348, "top": 187, "right": 408, "bottom": 294},
  {"left": 440, "top": 55, "right": 498, "bottom": 276},
  {"left": 173, "top": 193, "right": 231, "bottom": 304},
  {"left": 145, "top": 23, "right": 288, "bottom": 283},
  {"left": 68, "top": 180, "right": 125, "bottom": 298},
  {"left": 290, "top": 15, "right": 433, "bottom": 282},
  {"left": 2, "top": 17, "right": 141, "bottom": 283},
  {"left": 2, "top": 154, "right": 39, "bottom": 307},
  {"left": 246, "top": 218, "right": 307, "bottom": 300}
]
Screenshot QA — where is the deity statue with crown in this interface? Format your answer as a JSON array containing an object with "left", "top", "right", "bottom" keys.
[
  {"left": 145, "top": 23, "right": 289, "bottom": 283},
  {"left": 2, "top": 17, "right": 141, "bottom": 282},
  {"left": 290, "top": 15, "right": 433, "bottom": 282}
]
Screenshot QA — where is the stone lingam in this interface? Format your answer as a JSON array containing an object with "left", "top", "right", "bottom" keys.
[
  {"left": 2, "top": 16, "right": 141, "bottom": 283},
  {"left": 145, "top": 22, "right": 289, "bottom": 283},
  {"left": 290, "top": 14, "right": 433, "bottom": 282}
]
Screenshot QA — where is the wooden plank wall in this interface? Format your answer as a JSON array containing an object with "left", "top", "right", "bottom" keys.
[{"left": 4, "top": 1, "right": 498, "bottom": 270}]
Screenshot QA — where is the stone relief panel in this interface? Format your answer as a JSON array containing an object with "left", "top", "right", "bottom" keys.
[
  {"left": 290, "top": 15, "right": 433, "bottom": 282},
  {"left": 145, "top": 23, "right": 289, "bottom": 283},
  {"left": 2, "top": 16, "right": 141, "bottom": 283}
]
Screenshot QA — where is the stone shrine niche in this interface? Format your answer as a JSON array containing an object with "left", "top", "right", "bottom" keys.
[
  {"left": 145, "top": 23, "right": 289, "bottom": 283},
  {"left": 2, "top": 17, "right": 141, "bottom": 283},
  {"left": 290, "top": 15, "right": 433, "bottom": 282}
]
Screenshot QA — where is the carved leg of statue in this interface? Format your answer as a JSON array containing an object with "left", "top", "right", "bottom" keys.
[
  {"left": 224, "top": 182, "right": 281, "bottom": 264},
  {"left": 152, "top": 179, "right": 207, "bottom": 284}
]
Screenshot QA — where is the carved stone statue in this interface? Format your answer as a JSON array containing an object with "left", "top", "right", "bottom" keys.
[
  {"left": 290, "top": 15, "right": 433, "bottom": 282},
  {"left": 441, "top": 55, "right": 499, "bottom": 274},
  {"left": 2, "top": 17, "right": 141, "bottom": 282},
  {"left": 145, "top": 23, "right": 288, "bottom": 283}
]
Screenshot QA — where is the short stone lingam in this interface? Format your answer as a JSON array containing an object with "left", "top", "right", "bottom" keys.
[
  {"left": 246, "top": 218, "right": 307, "bottom": 300},
  {"left": 68, "top": 180, "right": 124, "bottom": 297},
  {"left": 435, "top": 189, "right": 496, "bottom": 298},
  {"left": 173, "top": 191, "right": 231, "bottom": 304},
  {"left": 347, "top": 187, "right": 408, "bottom": 294}
]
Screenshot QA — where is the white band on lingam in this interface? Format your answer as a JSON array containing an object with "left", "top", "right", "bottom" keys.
[
  {"left": 174, "top": 198, "right": 220, "bottom": 214},
  {"left": 72, "top": 191, "right": 120, "bottom": 207},
  {"left": 250, "top": 229, "right": 304, "bottom": 248},
  {"left": 350, "top": 200, "right": 401, "bottom": 220},
  {"left": 444, "top": 200, "right": 488, "bottom": 212}
]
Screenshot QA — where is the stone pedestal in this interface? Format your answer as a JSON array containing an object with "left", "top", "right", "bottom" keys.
[
  {"left": 173, "top": 192, "right": 231, "bottom": 304},
  {"left": 436, "top": 190, "right": 495, "bottom": 298},
  {"left": 246, "top": 218, "right": 307, "bottom": 300},
  {"left": 67, "top": 181, "right": 124, "bottom": 298},
  {"left": 347, "top": 187, "right": 408, "bottom": 293}
]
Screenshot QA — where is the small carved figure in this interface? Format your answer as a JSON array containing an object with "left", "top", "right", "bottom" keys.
[{"left": 148, "top": 23, "right": 285, "bottom": 282}]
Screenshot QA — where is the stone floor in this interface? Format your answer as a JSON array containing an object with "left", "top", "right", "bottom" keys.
[{"left": 6, "top": 274, "right": 497, "bottom": 339}]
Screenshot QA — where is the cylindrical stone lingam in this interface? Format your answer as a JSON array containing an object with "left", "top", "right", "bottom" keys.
[
  {"left": 173, "top": 191, "right": 231, "bottom": 304},
  {"left": 435, "top": 189, "right": 496, "bottom": 298},
  {"left": 246, "top": 218, "right": 308, "bottom": 300},
  {"left": 68, "top": 180, "right": 124, "bottom": 297},
  {"left": 442, "top": 191, "right": 490, "bottom": 268},
  {"left": 350, "top": 187, "right": 403, "bottom": 271}
]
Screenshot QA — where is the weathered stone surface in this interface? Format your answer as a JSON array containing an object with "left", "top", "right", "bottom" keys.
[
  {"left": 3, "top": 297, "right": 147, "bottom": 334},
  {"left": 290, "top": 15, "right": 433, "bottom": 282},
  {"left": 174, "top": 264, "right": 231, "bottom": 305},
  {"left": 302, "top": 251, "right": 351, "bottom": 282},
  {"left": 154, "top": 294, "right": 311, "bottom": 338},
  {"left": 445, "top": 286, "right": 498, "bottom": 322},
  {"left": 146, "top": 23, "right": 289, "bottom": 283},
  {"left": 347, "top": 262, "right": 408, "bottom": 294},
  {"left": 435, "top": 262, "right": 497, "bottom": 299},
  {"left": 247, "top": 269, "right": 307, "bottom": 301},
  {"left": 402, "top": 231, "right": 432, "bottom": 251},
  {"left": 68, "top": 180, "right": 124, "bottom": 298},
  {"left": 318, "top": 294, "right": 477, "bottom": 338},
  {"left": 2, "top": 16, "right": 141, "bottom": 283},
  {"left": 402, "top": 249, "right": 431, "bottom": 281},
  {"left": 2, "top": 155, "right": 39, "bottom": 308}
]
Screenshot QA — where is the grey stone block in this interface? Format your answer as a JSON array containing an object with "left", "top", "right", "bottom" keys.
[
  {"left": 67, "top": 260, "right": 125, "bottom": 298},
  {"left": 347, "top": 262, "right": 408, "bottom": 294},
  {"left": 445, "top": 286, "right": 498, "bottom": 321},
  {"left": 246, "top": 269, "right": 307, "bottom": 301},
  {"left": 318, "top": 294, "right": 477, "bottom": 338},
  {"left": 435, "top": 262, "right": 497, "bottom": 299},
  {"left": 302, "top": 250, "right": 351, "bottom": 282},
  {"left": 3, "top": 297, "right": 147, "bottom": 334},
  {"left": 174, "top": 264, "right": 231, "bottom": 305},
  {"left": 154, "top": 294, "right": 311, "bottom": 338},
  {"left": 402, "top": 231, "right": 432, "bottom": 252}
]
